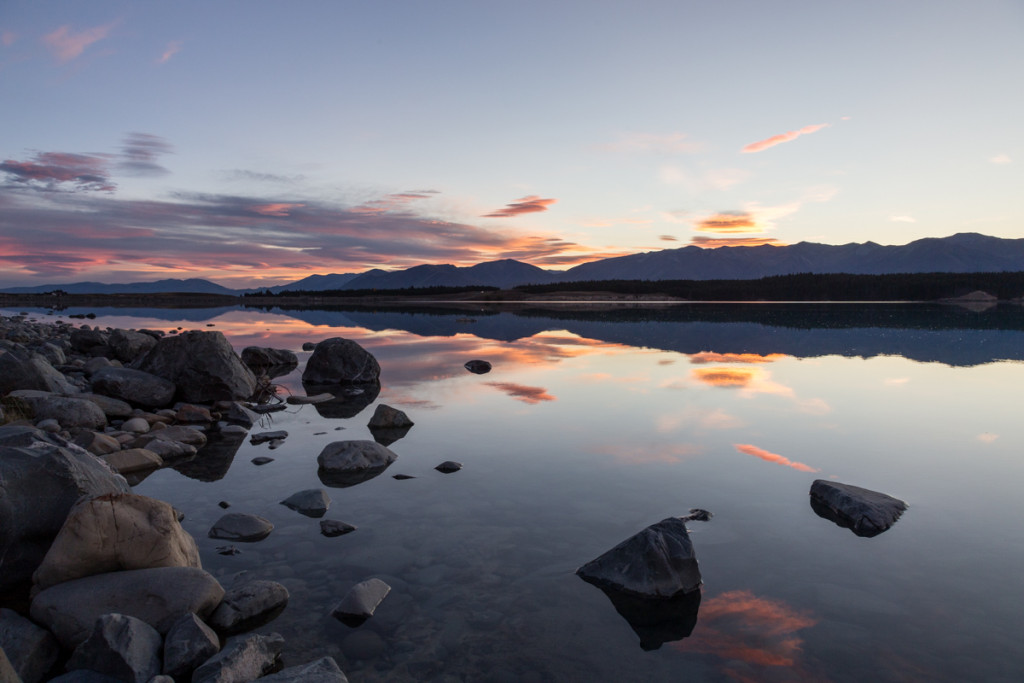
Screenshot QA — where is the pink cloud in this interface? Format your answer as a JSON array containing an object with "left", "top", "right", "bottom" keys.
[
  {"left": 0, "top": 152, "right": 114, "bottom": 192},
  {"left": 159, "top": 41, "right": 182, "bottom": 64},
  {"left": 42, "top": 23, "right": 115, "bottom": 63},
  {"left": 734, "top": 444, "right": 819, "bottom": 473},
  {"left": 741, "top": 123, "right": 829, "bottom": 154},
  {"left": 482, "top": 195, "right": 556, "bottom": 218},
  {"left": 690, "top": 236, "right": 786, "bottom": 248},
  {"left": 2, "top": 31, "right": 17, "bottom": 47},
  {"left": 484, "top": 382, "right": 555, "bottom": 404},
  {"left": 251, "top": 203, "right": 305, "bottom": 217}
]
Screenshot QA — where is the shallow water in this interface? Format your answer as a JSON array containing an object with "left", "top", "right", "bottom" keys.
[{"left": 7, "top": 303, "right": 1024, "bottom": 682}]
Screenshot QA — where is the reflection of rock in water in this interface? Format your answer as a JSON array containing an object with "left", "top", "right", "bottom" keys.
[
  {"left": 369, "top": 426, "right": 411, "bottom": 446},
  {"left": 598, "top": 586, "right": 701, "bottom": 651},
  {"left": 317, "top": 464, "right": 391, "bottom": 488},
  {"left": 303, "top": 381, "right": 380, "bottom": 419},
  {"left": 172, "top": 431, "right": 246, "bottom": 482},
  {"left": 809, "top": 479, "right": 907, "bottom": 537}
]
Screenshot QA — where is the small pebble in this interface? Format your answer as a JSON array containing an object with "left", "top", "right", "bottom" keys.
[
  {"left": 252, "top": 457, "right": 274, "bottom": 466},
  {"left": 435, "top": 461, "right": 463, "bottom": 473},
  {"left": 219, "top": 501, "right": 231, "bottom": 508},
  {"left": 216, "top": 545, "right": 241, "bottom": 556}
]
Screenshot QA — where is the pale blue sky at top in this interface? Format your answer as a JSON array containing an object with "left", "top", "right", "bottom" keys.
[{"left": 1, "top": 0, "right": 1021, "bottom": 288}]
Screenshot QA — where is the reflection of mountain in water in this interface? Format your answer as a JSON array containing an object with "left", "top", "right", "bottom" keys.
[
  {"left": 11, "top": 306, "right": 242, "bottom": 323},
  {"left": 276, "top": 304, "right": 1024, "bottom": 367}
]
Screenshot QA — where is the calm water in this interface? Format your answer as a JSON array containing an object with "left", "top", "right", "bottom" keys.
[{"left": 8, "top": 303, "right": 1024, "bottom": 682}]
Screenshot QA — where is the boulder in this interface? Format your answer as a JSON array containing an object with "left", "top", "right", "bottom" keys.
[
  {"left": 0, "top": 608, "right": 60, "bottom": 683},
  {"left": 208, "top": 580, "right": 290, "bottom": 635},
  {"left": 65, "top": 614, "right": 161, "bottom": 683},
  {"left": 259, "top": 656, "right": 348, "bottom": 683},
  {"left": 32, "top": 493, "right": 201, "bottom": 592},
  {"left": 0, "top": 435, "right": 129, "bottom": 592},
  {"left": 69, "top": 328, "right": 109, "bottom": 354},
  {"left": 99, "top": 448, "right": 163, "bottom": 474},
  {"left": 463, "top": 359, "right": 492, "bottom": 374},
  {"left": 175, "top": 404, "right": 213, "bottom": 423},
  {"left": 280, "top": 489, "right": 330, "bottom": 518},
  {"left": 331, "top": 578, "right": 391, "bottom": 627},
  {"left": 190, "top": 632, "right": 284, "bottom": 683},
  {"left": 0, "top": 348, "right": 77, "bottom": 395},
  {"left": 134, "top": 331, "right": 257, "bottom": 403},
  {"left": 30, "top": 566, "right": 225, "bottom": 649},
  {"left": 316, "top": 440, "right": 397, "bottom": 488},
  {"left": 90, "top": 367, "right": 176, "bottom": 409},
  {"left": 120, "top": 417, "right": 150, "bottom": 434},
  {"left": 809, "top": 479, "right": 908, "bottom": 537},
  {"left": 5, "top": 391, "right": 106, "bottom": 430},
  {"left": 208, "top": 513, "right": 274, "bottom": 542},
  {"left": 301, "top": 338, "right": 380, "bottom": 385},
  {"left": 366, "top": 404, "right": 413, "bottom": 430},
  {"left": 240, "top": 347, "right": 298, "bottom": 370},
  {"left": 72, "top": 432, "right": 123, "bottom": 456},
  {"left": 576, "top": 517, "right": 702, "bottom": 599},
  {"left": 107, "top": 330, "right": 157, "bottom": 363},
  {"left": 301, "top": 341, "right": 317, "bottom": 351},
  {"left": 162, "top": 613, "right": 219, "bottom": 680},
  {"left": 74, "top": 394, "right": 133, "bottom": 420}
]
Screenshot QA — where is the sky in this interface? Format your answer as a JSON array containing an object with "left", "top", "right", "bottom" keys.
[{"left": 1, "top": 0, "right": 1022, "bottom": 289}]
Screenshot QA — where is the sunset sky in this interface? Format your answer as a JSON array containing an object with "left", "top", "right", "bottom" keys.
[{"left": 1, "top": 1, "right": 1021, "bottom": 288}]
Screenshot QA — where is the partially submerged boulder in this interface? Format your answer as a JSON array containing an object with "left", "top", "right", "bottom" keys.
[
  {"left": 208, "top": 580, "right": 290, "bottom": 636},
  {"left": 317, "top": 440, "right": 397, "bottom": 488},
  {"left": 280, "top": 489, "right": 331, "bottom": 518},
  {"left": 809, "top": 479, "right": 907, "bottom": 537},
  {"left": 208, "top": 513, "right": 274, "bottom": 542},
  {"left": 331, "top": 578, "right": 391, "bottom": 627},
  {"left": 302, "top": 338, "right": 380, "bottom": 385},
  {"left": 241, "top": 347, "right": 298, "bottom": 371},
  {"left": 134, "top": 330, "right": 257, "bottom": 403},
  {"left": 366, "top": 404, "right": 413, "bottom": 430},
  {"left": 576, "top": 517, "right": 702, "bottom": 599}
]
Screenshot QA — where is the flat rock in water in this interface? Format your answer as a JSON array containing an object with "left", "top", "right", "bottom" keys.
[
  {"left": 208, "top": 580, "right": 289, "bottom": 635},
  {"left": 331, "top": 578, "right": 391, "bottom": 626},
  {"left": 319, "top": 520, "right": 357, "bottom": 537},
  {"left": 209, "top": 513, "right": 274, "bottom": 542},
  {"left": 66, "top": 613, "right": 162, "bottom": 683},
  {"left": 809, "top": 479, "right": 908, "bottom": 537},
  {"left": 30, "top": 566, "right": 225, "bottom": 649},
  {"left": 280, "top": 488, "right": 331, "bottom": 518},
  {"left": 285, "top": 393, "right": 334, "bottom": 405},
  {"left": 435, "top": 461, "right": 463, "bottom": 473},
  {"left": 576, "top": 517, "right": 702, "bottom": 599},
  {"left": 250, "top": 430, "right": 287, "bottom": 445},
  {"left": 251, "top": 456, "right": 274, "bottom": 466},
  {"left": 190, "top": 632, "right": 284, "bottom": 683},
  {"left": 464, "top": 360, "right": 492, "bottom": 374},
  {"left": 250, "top": 403, "right": 287, "bottom": 414},
  {"left": 258, "top": 656, "right": 348, "bottom": 682}
]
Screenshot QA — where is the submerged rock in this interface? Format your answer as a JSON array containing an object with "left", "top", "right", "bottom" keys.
[
  {"left": 809, "top": 479, "right": 908, "bottom": 537},
  {"left": 331, "top": 578, "right": 391, "bottom": 627},
  {"left": 209, "top": 513, "right": 274, "bottom": 542},
  {"left": 576, "top": 517, "right": 702, "bottom": 599},
  {"left": 319, "top": 520, "right": 357, "bottom": 537},
  {"left": 434, "top": 461, "right": 463, "bottom": 473},
  {"left": 208, "top": 580, "right": 289, "bottom": 636},
  {"left": 280, "top": 489, "right": 330, "bottom": 518}
]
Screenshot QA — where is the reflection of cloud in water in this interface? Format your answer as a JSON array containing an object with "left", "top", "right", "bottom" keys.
[
  {"left": 689, "top": 352, "right": 787, "bottom": 365},
  {"left": 591, "top": 442, "right": 702, "bottom": 465},
  {"left": 884, "top": 377, "right": 910, "bottom": 386},
  {"left": 734, "top": 444, "right": 819, "bottom": 473},
  {"left": 693, "top": 367, "right": 756, "bottom": 388},
  {"left": 977, "top": 433, "right": 999, "bottom": 443},
  {"left": 657, "top": 408, "right": 743, "bottom": 433},
  {"left": 676, "top": 590, "right": 817, "bottom": 670},
  {"left": 484, "top": 382, "right": 556, "bottom": 404},
  {"left": 693, "top": 367, "right": 831, "bottom": 415}
]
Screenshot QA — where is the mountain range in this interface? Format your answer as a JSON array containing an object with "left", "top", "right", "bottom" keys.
[{"left": 4, "top": 233, "right": 1024, "bottom": 295}]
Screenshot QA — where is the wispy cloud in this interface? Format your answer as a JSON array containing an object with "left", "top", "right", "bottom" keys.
[
  {"left": 694, "top": 211, "right": 759, "bottom": 234},
  {"left": 977, "top": 433, "right": 999, "bottom": 443},
  {"left": 659, "top": 234, "right": 678, "bottom": 242},
  {"left": 601, "top": 132, "right": 702, "bottom": 154},
  {"left": 484, "top": 382, "right": 555, "bottom": 404},
  {"left": 158, "top": 40, "right": 182, "bottom": 64},
  {"left": 482, "top": 195, "right": 556, "bottom": 218},
  {"left": 117, "top": 133, "right": 173, "bottom": 176},
  {"left": 734, "top": 443, "right": 819, "bottom": 473},
  {"left": 989, "top": 154, "right": 1011, "bottom": 165},
  {"left": 42, "top": 23, "right": 115, "bottom": 63},
  {"left": 0, "top": 152, "right": 115, "bottom": 192},
  {"left": 742, "top": 123, "right": 829, "bottom": 154},
  {"left": 352, "top": 191, "right": 438, "bottom": 215}
]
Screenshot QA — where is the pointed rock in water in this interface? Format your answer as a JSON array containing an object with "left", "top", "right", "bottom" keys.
[
  {"left": 366, "top": 404, "right": 414, "bottom": 429},
  {"left": 809, "top": 479, "right": 907, "bottom": 537},
  {"left": 464, "top": 360, "right": 491, "bottom": 374},
  {"left": 208, "top": 513, "right": 274, "bottom": 542},
  {"left": 319, "top": 520, "right": 357, "bottom": 537},
  {"left": 435, "top": 461, "right": 463, "bottom": 473},
  {"left": 576, "top": 517, "right": 702, "bottom": 599},
  {"left": 280, "top": 488, "right": 331, "bottom": 518},
  {"left": 331, "top": 578, "right": 391, "bottom": 627}
]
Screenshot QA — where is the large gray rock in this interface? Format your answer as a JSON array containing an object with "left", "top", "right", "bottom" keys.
[
  {"left": 74, "top": 394, "right": 134, "bottom": 420},
  {"left": 576, "top": 517, "right": 702, "bottom": 599},
  {"left": 90, "top": 367, "right": 176, "bottom": 409},
  {"left": 33, "top": 493, "right": 201, "bottom": 592},
  {"left": 809, "top": 479, "right": 908, "bottom": 537},
  {"left": 0, "top": 347, "right": 76, "bottom": 395},
  {"left": 162, "top": 613, "right": 220, "bottom": 680},
  {"left": 0, "top": 608, "right": 60, "bottom": 683},
  {"left": 331, "top": 578, "right": 391, "bottom": 626},
  {"left": 5, "top": 391, "right": 106, "bottom": 430},
  {"left": 190, "top": 632, "right": 284, "bottom": 683},
  {"left": 317, "top": 440, "right": 397, "bottom": 488},
  {"left": 65, "top": 614, "right": 162, "bottom": 683},
  {"left": 0, "top": 436, "right": 129, "bottom": 592},
  {"left": 69, "top": 328, "right": 110, "bottom": 354},
  {"left": 259, "top": 657, "right": 348, "bottom": 682},
  {"left": 30, "top": 567, "right": 225, "bottom": 649},
  {"left": 280, "top": 489, "right": 330, "bottom": 518},
  {"left": 301, "top": 338, "right": 380, "bottom": 385},
  {"left": 108, "top": 329, "right": 157, "bottom": 363},
  {"left": 208, "top": 580, "right": 289, "bottom": 635},
  {"left": 134, "top": 331, "right": 257, "bottom": 403},
  {"left": 208, "top": 514, "right": 274, "bottom": 542}
]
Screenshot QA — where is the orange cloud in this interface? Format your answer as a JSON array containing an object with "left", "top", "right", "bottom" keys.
[
  {"left": 43, "top": 23, "right": 115, "bottom": 63},
  {"left": 734, "top": 444, "right": 818, "bottom": 473},
  {"left": 482, "top": 195, "right": 556, "bottom": 218},
  {"left": 695, "top": 212, "right": 759, "bottom": 234},
  {"left": 741, "top": 123, "right": 829, "bottom": 154},
  {"left": 693, "top": 367, "right": 756, "bottom": 388},
  {"left": 677, "top": 590, "right": 817, "bottom": 669},
  {"left": 484, "top": 382, "right": 556, "bottom": 404},
  {"left": 690, "top": 353, "right": 786, "bottom": 365},
  {"left": 690, "top": 236, "right": 786, "bottom": 249},
  {"left": 252, "top": 203, "right": 305, "bottom": 217}
]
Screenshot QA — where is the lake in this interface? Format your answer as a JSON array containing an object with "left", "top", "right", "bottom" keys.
[{"left": 6, "top": 302, "right": 1024, "bottom": 682}]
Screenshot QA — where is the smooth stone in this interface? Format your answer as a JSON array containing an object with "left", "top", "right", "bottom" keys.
[
  {"left": 301, "top": 342, "right": 317, "bottom": 351},
  {"left": 207, "top": 580, "right": 290, "bottom": 636},
  {"left": 6, "top": 392, "right": 107, "bottom": 430},
  {"left": 120, "top": 417, "right": 150, "bottom": 434},
  {"left": 75, "top": 394, "right": 133, "bottom": 419},
  {"left": 175, "top": 404, "right": 213, "bottom": 423},
  {"left": 208, "top": 513, "right": 274, "bottom": 542},
  {"left": 301, "top": 337, "right": 380, "bottom": 385},
  {"left": 258, "top": 656, "right": 348, "bottom": 682},
  {"left": 190, "top": 632, "right": 284, "bottom": 683},
  {"left": 162, "top": 613, "right": 220, "bottom": 680},
  {"left": 280, "top": 489, "right": 330, "bottom": 518},
  {"left": 219, "top": 424, "right": 248, "bottom": 436},
  {"left": 73, "top": 431, "right": 122, "bottom": 456},
  {"left": 99, "top": 448, "right": 163, "bottom": 474},
  {"left": 319, "top": 520, "right": 357, "bottom": 538},
  {"left": 65, "top": 614, "right": 161, "bottom": 683},
  {"left": 31, "top": 567, "right": 224, "bottom": 649},
  {"left": 0, "top": 607, "right": 60, "bottom": 683},
  {"left": 251, "top": 457, "right": 274, "bottom": 466},
  {"left": 331, "top": 578, "right": 391, "bottom": 626},
  {"left": 809, "top": 479, "right": 908, "bottom": 537},
  {"left": 36, "top": 418, "right": 60, "bottom": 433},
  {"left": 435, "top": 461, "right": 463, "bottom": 473}
]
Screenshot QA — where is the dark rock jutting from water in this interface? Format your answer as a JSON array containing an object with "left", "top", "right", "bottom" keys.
[
  {"left": 464, "top": 360, "right": 491, "bottom": 374},
  {"left": 809, "top": 479, "right": 908, "bottom": 537},
  {"left": 317, "top": 440, "right": 397, "bottom": 488}
]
